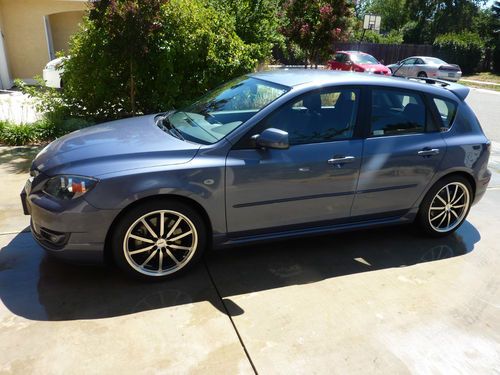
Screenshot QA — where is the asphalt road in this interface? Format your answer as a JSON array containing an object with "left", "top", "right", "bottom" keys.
[{"left": 0, "top": 87, "right": 499, "bottom": 374}]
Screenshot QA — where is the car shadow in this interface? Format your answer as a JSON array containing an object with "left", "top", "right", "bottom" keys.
[
  {"left": 0, "top": 146, "right": 42, "bottom": 174},
  {"left": 0, "top": 222, "right": 480, "bottom": 321}
]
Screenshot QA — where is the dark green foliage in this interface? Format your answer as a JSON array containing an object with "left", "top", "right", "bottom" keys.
[
  {"left": 433, "top": 32, "right": 484, "bottom": 75},
  {"left": 61, "top": 0, "right": 273, "bottom": 121},
  {"left": 0, "top": 122, "right": 37, "bottom": 146},
  {"left": 0, "top": 116, "right": 93, "bottom": 146},
  {"left": 403, "top": 0, "right": 482, "bottom": 44},
  {"left": 493, "top": 38, "right": 500, "bottom": 73}
]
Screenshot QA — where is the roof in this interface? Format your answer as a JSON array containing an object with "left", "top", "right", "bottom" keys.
[
  {"left": 337, "top": 50, "right": 371, "bottom": 55},
  {"left": 249, "top": 69, "right": 469, "bottom": 101}
]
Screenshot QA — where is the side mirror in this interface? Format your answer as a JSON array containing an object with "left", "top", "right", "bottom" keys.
[{"left": 251, "top": 128, "right": 289, "bottom": 150}]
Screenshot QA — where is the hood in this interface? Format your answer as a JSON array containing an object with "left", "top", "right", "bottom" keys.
[
  {"left": 33, "top": 115, "right": 201, "bottom": 177},
  {"left": 357, "top": 63, "right": 390, "bottom": 72}
]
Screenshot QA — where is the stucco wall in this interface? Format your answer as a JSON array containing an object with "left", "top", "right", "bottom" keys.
[
  {"left": 0, "top": 0, "right": 86, "bottom": 80},
  {"left": 49, "top": 10, "right": 85, "bottom": 54}
]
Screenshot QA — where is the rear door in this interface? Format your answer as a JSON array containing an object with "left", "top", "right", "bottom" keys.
[{"left": 351, "top": 87, "right": 446, "bottom": 217}]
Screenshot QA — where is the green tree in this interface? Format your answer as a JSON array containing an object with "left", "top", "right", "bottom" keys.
[
  {"left": 403, "top": 0, "right": 483, "bottom": 44},
  {"left": 280, "top": 0, "right": 354, "bottom": 67},
  {"left": 209, "top": 0, "right": 282, "bottom": 62},
  {"left": 364, "top": 0, "right": 409, "bottom": 32}
]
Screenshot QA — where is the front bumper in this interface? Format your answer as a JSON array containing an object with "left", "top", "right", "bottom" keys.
[{"left": 21, "top": 184, "right": 119, "bottom": 264}]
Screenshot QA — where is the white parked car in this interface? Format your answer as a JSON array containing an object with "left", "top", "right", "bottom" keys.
[
  {"left": 42, "top": 57, "right": 66, "bottom": 88},
  {"left": 387, "top": 56, "right": 462, "bottom": 82}
]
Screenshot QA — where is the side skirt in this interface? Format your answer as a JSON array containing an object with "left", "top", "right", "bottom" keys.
[{"left": 213, "top": 208, "right": 419, "bottom": 249}]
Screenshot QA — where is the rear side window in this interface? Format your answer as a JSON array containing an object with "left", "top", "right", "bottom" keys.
[
  {"left": 432, "top": 97, "right": 457, "bottom": 130},
  {"left": 370, "top": 89, "right": 426, "bottom": 136}
]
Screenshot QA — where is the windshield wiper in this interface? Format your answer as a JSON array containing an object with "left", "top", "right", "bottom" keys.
[
  {"left": 181, "top": 112, "right": 219, "bottom": 141},
  {"left": 157, "top": 114, "right": 185, "bottom": 141}
]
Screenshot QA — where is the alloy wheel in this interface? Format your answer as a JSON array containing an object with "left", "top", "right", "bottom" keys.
[
  {"left": 427, "top": 182, "right": 470, "bottom": 233},
  {"left": 123, "top": 210, "right": 198, "bottom": 277}
]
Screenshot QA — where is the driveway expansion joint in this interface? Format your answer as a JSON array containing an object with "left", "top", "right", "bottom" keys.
[{"left": 203, "top": 259, "right": 259, "bottom": 375}]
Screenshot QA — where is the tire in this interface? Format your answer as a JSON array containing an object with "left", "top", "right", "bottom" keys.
[
  {"left": 417, "top": 176, "right": 473, "bottom": 237},
  {"left": 417, "top": 72, "right": 427, "bottom": 78},
  {"left": 111, "top": 199, "right": 207, "bottom": 281}
]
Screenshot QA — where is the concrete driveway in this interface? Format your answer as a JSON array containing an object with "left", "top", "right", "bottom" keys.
[{"left": 1, "top": 88, "right": 499, "bottom": 374}]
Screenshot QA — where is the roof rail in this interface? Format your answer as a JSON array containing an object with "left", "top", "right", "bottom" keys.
[{"left": 395, "top": 76, "right": 470, "bottom": 101}]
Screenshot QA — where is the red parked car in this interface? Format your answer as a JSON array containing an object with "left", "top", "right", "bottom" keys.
[{"left": 328, "top": 51, "right": 391, "bottom": 75}]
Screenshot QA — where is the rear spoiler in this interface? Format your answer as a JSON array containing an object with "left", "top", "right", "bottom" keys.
[{"left": 398, "top": 76, "right": 470, "bottom": 101}]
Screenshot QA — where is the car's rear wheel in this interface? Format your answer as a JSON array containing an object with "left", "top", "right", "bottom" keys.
[
  {"left": 111, "top": 200, "right": 207, "bottom": 281},
  {"left": 417, "top": 176, "right": 472, "bottom": 237},
  {"left": 418, "top": 72, "right": 427, "bottom": 78}
]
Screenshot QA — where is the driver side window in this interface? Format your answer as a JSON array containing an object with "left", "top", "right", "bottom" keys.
[{"left": 238, "top": 88, "right": 360, "bottom": 148}]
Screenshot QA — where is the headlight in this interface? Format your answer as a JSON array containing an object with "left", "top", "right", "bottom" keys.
[{"left": 43, "top": 175, "right": 98, "bottom": 200}]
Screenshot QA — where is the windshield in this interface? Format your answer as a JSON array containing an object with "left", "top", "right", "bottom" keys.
[
  {"left": 350, "top": 53, "right": 379, "bottom": 64},
  {"left": 423, "top": 57, "right": 446, "bottom": 65},
  {"left": 166, "top": 76, "right": 289, "bottom": 144}
]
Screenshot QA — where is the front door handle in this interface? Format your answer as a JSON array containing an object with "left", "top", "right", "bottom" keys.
[
  {"left": 418, "top": 148, "right": 440, "bottom": 157},
  {"left": 327, "top": 156, "right": 356, "bottom": 164}
]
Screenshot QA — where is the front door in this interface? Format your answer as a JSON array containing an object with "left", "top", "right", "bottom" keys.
[
  {"left": 394, "top": 58, "right": 416, "bottom": 77},
  {"left": 351, "top": 87, "right": 446, "bottom": 217},
  {"left": 226, "top": 87, "right": 363, "bottom": 234}
]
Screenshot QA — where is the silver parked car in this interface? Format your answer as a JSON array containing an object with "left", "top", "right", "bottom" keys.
[{"left": 388, "top": 56, "right": 462, "bottom": 82}]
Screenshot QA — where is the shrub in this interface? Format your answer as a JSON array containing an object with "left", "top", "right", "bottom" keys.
[
  {"left": 0, "top": 117, "right": 93, "bottom": 146},
  {"left": 61, "top": 0, "right": 266, "bottom": 121},
  {"left": 433, "top": 32, "right": 484, "bottom": 75},
  {"left": 0, "top": 123, "right": 37, "bottom": 146}
]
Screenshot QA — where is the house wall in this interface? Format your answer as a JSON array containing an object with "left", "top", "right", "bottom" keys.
[
  {"left": 49, "top": 10, "right": 85, "bottom": 54},
  {"left": 0, "top": 0, "right": 86, "bottom": 84}
]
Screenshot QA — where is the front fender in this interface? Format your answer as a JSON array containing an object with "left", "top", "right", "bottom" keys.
[{"left": 84, "top": 161, "right": 227, "bottom": 235}]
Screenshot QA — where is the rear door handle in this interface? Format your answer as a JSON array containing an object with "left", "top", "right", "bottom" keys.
[
  {"left": 327, "top": 156, "right": 356, "bottom": 164},
  {"left": 418, "top": 148, "right": 440, "bottom": 157}
]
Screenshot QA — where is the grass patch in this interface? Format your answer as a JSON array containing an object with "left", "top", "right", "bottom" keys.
[
  {"left": 461, "top": 72, "right": 500, "bottom": 84},
  {"left": 459, "top": 80, "right": 500, "bottom": 92}
]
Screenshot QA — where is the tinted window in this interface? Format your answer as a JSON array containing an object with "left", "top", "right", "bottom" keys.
[
  {"left": 241, "top": 88, "right": 360, "bottom": 147},
  {"left": 350, "top": 53, "right": 379, "bottom": 64},
  {"left": 433, "top": 97, "right": 457, "bottom": 129},
  {"left": 370, "top": 89, "right": 426, "bottom": 136},
  {"left": 402, "top": 58, "right": 416, "bottom": 65},
  {"left": 334, "top": 53, "right": 345, "bottom": 63}
]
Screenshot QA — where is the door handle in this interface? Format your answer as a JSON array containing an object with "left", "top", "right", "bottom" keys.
[
  {"left": 417, "top": 148, "right": 440, "bottom": 157},
  {"left": 327, "top": 156, "right": 356, "bottom": 164}
]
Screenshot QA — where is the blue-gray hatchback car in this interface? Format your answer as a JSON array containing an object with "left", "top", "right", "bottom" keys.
[{"left": 21, "top": 70, "right": 491, "bottom": 280}]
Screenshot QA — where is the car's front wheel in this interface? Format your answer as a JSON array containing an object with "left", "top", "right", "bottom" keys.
[
  {"left": 417, "top": 176, "right": 472, "bottom": 237},
  {"left": 111, "top": 199, "right": 207, "bottom": 281}
]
